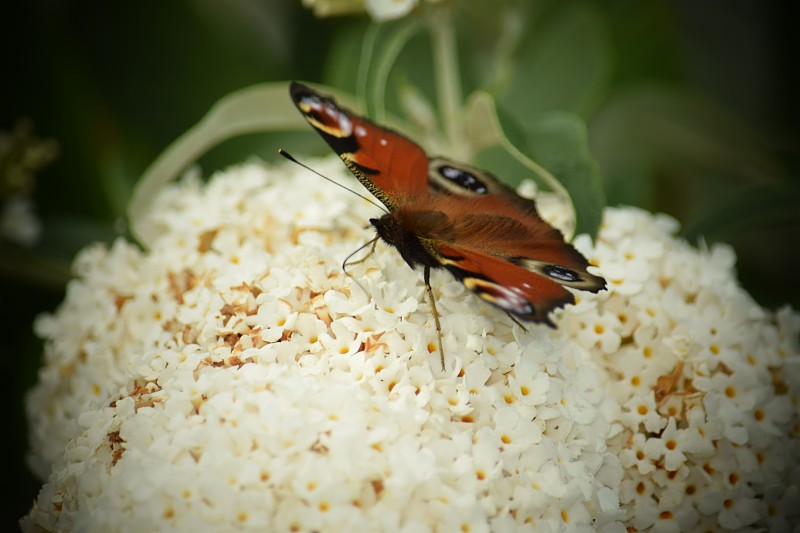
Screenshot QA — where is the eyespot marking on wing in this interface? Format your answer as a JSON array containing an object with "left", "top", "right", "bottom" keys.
[
  {"left": 514, "top": 258, "right": 605, "bottom": 291},
  {"left": 542, "top": 265, "right": 580, "bottom": 282},
  {"left": 463, "top": 277, "right": 535, "bottom": 316},
  {"left": 427, "top": 158, "right": 502, "bottom": 197},
  {"left": 438, "top": 165, "right": 489, "bottom": 194}
]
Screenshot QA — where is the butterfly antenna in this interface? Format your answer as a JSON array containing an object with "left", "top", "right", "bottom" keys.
[
  {"left": 278, "top": 149, "right": 388, "bottom": 213},
  {"left": 342, "top": 236, "right": 379, "bottom": 297}
]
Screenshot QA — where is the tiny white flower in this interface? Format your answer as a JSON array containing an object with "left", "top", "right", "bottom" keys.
[
  {"left": 365, "top": 0, "right": 418, "bottom": 21},
  {"left": 643, "top": 418, "right": 704, "bottom": 472},
  {"left": 621, "top": 391, "right": 667, "bottom": 433}
]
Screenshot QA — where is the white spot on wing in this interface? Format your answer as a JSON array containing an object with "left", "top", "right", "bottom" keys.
[
  {"left": 339, "top": 115, "right": 353, "bottom": 135},
  {"left": 465, "top": 277, "right": 532, "bottom": 315}
]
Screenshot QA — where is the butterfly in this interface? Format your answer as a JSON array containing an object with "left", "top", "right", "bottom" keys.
[{"left": 288, "top": 81, "right": 606, "bottom": 368}]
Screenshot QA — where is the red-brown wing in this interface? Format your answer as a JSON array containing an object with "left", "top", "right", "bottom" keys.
[
  {"left": 477, "top": 203, "right": 599, "bottom": 281},
  {"left": 413, "top": 193, "right": 605, "bottom": 284},
  {"left": 290, "top": 82, "right": 429, "bottom": 210},
  {"left": 407, "top": 193, "right": 605, "bottom": 324},
  {"left": 434, "top": 243, "right": 578, "bottom": 325},
  {"left": 424, "top": 157, "right": 603, "bottom": 281}
]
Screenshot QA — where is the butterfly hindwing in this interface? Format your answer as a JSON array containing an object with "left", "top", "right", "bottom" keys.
[
  {"left": 419, "top": 194, "right": 605, "bottom": 324},
  {"left": 422, "top": 158, "right": 606, "bottom": 320},
  {"left": 435, "top": 244, "right": 576, "bottom": 325}
]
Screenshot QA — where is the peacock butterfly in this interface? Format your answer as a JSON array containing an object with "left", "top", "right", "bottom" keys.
[{"left": 288, "top": 81, "right": 606, "bottom": 368}]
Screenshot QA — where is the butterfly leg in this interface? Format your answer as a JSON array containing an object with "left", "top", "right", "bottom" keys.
[
  {"left": 342, "top": 236, "right": 379, "bottom": 271},
  {"left": 341, "top": 237, "right": 379, "bottom": 298},
  {"left": 424, "top": 266, "right": 446, "bottom": 371},
  {"left": 505, "top": 311, "right": 528, "bottom": 332}
]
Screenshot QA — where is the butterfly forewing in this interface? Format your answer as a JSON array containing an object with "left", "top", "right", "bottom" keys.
[{"left": 290, "top": 82, "right": 429, "bottom": 208}]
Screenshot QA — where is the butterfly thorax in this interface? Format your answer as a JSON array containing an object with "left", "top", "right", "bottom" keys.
[{"left": 370, "top": 213, "right": 443, "bottom": 270}]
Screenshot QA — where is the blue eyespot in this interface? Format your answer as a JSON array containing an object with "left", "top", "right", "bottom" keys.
[{"left": 439, "top": 166, "right": 488, "bottom": 194}]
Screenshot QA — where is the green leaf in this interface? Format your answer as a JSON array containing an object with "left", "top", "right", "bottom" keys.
[
  {"left": 587, "top": 85, "right": 783, "bottom": 210},
  {"left": 497, "top": 3, "right": 612, "bottom": 118},
  {"left": 517, "top": 111, "right": 606, "bottom": 239},
  {"left": 682, "top": 183, "right": 800, "bottom": 241},
  {"left": 466, "top": 92, "right": 565, "bottom": 194},
  {"left": 465, "top": 92, "right": 605, "bottom": 240},
  {"left": 127, "top": 81, "right": 356, "bottom": 247}
]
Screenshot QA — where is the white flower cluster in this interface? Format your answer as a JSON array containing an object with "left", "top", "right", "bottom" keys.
[
  {"left": 22, "top": 159, "right": 800, "bottom": 532},
  {"left": 301, "top": 0, "right": 433, "bottom": 22}
]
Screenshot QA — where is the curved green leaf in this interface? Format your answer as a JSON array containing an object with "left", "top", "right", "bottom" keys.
[
  {"left": 518, "top": 111, "right": 605, "bottom": 240},
  {"left": 128, "top": 82, "right": 294, "bottom": 245},
  {"left": 465, "top": 91, "right": 605, "bottom": 240},
  {"left": 127, "top": 81, "right": 356, "bottom": 247},
  {"left": 497, "top": 3, "right": 612, "bottom": 118}
]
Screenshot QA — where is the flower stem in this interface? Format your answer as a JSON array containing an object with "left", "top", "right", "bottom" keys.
[
  {"left": 429, "top": 10, "right": 466, "bottom": 159},
  {"left": 369, "top": 18, "right": 422, "bottom": 124},
  {"left": 357, "top": 22, "right": 379, "bottom": 108}
]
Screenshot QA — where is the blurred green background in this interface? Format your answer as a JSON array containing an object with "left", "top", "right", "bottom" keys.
[{"left": 3, "top": 0, "right": 798, "bottom": 528}]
